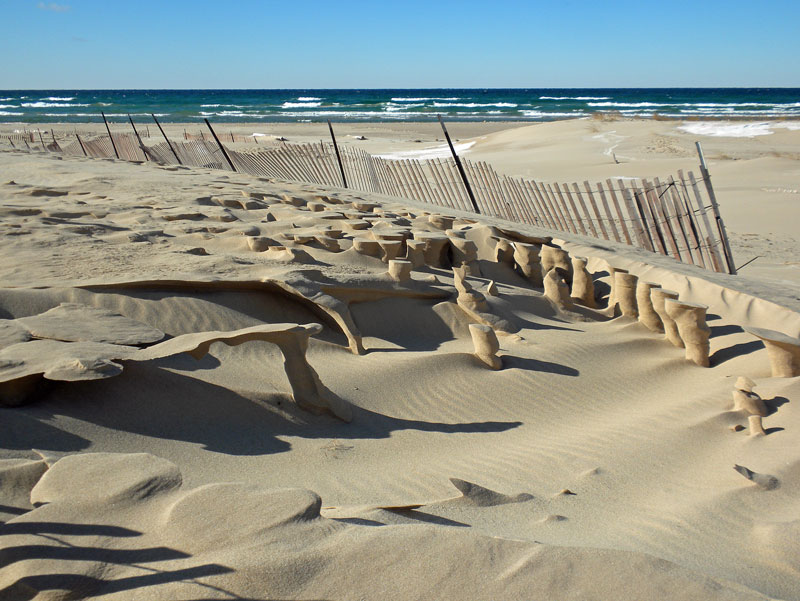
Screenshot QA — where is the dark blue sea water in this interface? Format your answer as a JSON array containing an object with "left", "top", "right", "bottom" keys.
[{"left": 1, "top": 89, "right": 799, "bottom": 123}]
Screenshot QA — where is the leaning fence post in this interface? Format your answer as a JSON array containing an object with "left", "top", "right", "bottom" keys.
[
  {"left": 327, "top": 120, "right": 347, "bottom": 188},
  {"left": 695, "top": 142, "right": 736, "bottom": 275},
  {"left": 101, "top": 112, "right": 120, "bottom": 159},
  {"left": 204, "top": 118, "right": 237, "bottom": 171},
  {"left": 437, "top": 115, "right": 479, "bottom": 214},
  {"left": 75, "top": 133, "right": 88, "bottom": 156},
  {"left": 151, "top": 113, "right": 181, "bottom": 165},
  {"left": 127, "top": 114, "right": 149, "bottom": 161}
]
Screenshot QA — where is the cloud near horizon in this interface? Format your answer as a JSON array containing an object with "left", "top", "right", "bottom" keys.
[{"left": 37, "top": 2, "right": 70, "bottom": 12}]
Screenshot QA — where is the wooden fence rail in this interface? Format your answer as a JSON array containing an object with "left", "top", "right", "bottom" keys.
[{"left": 2, "top": 128, "right": 734, "bottom": 274}]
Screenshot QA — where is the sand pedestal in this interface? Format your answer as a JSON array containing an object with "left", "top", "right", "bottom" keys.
[
  {"left": 665, "top": 299, "right": 711, "bottom": 367},
  {"left": 543, "top": 268, "right": 573, "bottom": 309},
  {"left": 636, "top": 281, "right": 663, "bottom": 332},
  {"left": 614, "top": 272, "right": 639, "bottom": 319},
  {"left": 743, "top": 327, "right": 800, "bottom": 377},
  {"left": 651, "top": 288, "right": 682, "bottom": 347},
  {"left": 428, "top": 214, "right": 454, "bottom": 230},
  {"left": 388, "top": 259, "right": 412, "bottom": 282},
  {"left": 415, "top": 233, "right": 450, "bottom": 267},
  {"left": 541, "top": 246, "right": 572, "bottom": 285},
  {"left": 570, "top": 256, "right": 595, "bottom": 308},
  {"left": 352, "top": 237, "right": 382, "bottom": 258},
  {"left": 513, "top": 242, "right": 543, "bottom": 288},
  {"left": 469, "top": 323, "right": 502, "bottom": 370},
  {"left": 449, "top": 237, "right": 481, "bottom": 276},
  {"left": 494, "top": 239, "right": 515, "bottom": 264},
  {"left": 405, "top": 239, "right": 427, "bottom": 268},
  {"left": 378, "top": 240, "right": 402, "bottom": 263}
]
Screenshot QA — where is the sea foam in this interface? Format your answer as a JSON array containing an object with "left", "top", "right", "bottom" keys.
[
  {"left": 21, "top": 102, "right": 89, "bottom": 108},
  {"left": 375, "top": 140, "right": 476, "bottom": 160}
]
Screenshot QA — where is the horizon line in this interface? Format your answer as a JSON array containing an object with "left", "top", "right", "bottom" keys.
[{"left": 2, "top": 86, "right": 800, "bottom": 92}]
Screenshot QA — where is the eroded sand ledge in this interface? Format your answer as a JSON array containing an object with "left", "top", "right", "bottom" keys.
[{"left": 1, "top": 148, "right": 799, "bottom": 600}]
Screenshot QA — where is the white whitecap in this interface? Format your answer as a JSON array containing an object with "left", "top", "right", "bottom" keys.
[
  {"left": 432, "top": 102, "right": 517, "bottom": 108},
  {"left": 390, "top": 97, "right": 461, "bottom": 102},
  {"left": 281, "top": 101, "right": 322, "bottom": 108},
  {"left": 20, "top": 102, "right": 89, "bottom": 108},
  {"left": 588, "top": 101, "right": 670, "bottom": 108},
  {"left": 521, "top": 110, "right": 587, "bottom": 118},
  {"left": 540, "top": 96, "right": 610, "bottom": 100}
]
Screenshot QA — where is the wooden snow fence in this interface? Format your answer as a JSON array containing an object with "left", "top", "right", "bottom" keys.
[{"left": 3, "top": 128, "right": 734, "bottom": 274}]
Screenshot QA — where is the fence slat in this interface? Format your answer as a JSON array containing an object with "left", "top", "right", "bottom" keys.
[
  {"left": 630, "top": 181, "right": 664, "bottom": 254},
  {"left": 511, "top": 177, "right": 538, "bottom": 225},
  {"left": 570, "top": 183, "right": 599, "bottom": 238},
  {"left": 500, "top": 176, "right": 524, "bottom": 223},
  {"left": 581, "top": 181, "right": 611, "bottom": 241},
  {"left": 427, "top": 159, "right": 455, "bottom": 210},
  {"left": 530, "top": 181, "right": 559, "bottom": 230},
  {"left": 595, "top": 182, "right": 624, "bottom": 244},
  {"left": 554, "top": 183, "right": 583, "bottom": 235},
  {"left": 517, "top": 179, "right": 544, "bottom": 227},
  {"left": 667, "top": 175, "right": 705, "bottom": 269},
  {"left": 411, "top": 159, "right": 438, "bottom": 206},
  {"left": 542, "top": 182, "right": 570, "bottom": 232},
  {"left": 443, "top": 158, "right": 471, "bottom": 211},
  {"left": 643, "top": 178, "right": 680, "bottom": 260},
  {"left": 472, "top": 161, "right": 496, "bottom": 216},
  {"left": 655, "top": 177, "right": 693, "bottom": 265},
  {"left": 617, "top": 180, "right": 652, "bottom": 251},
  {"left": 686, "top": 170, "right": 725, "bottom": 273},
  {"left": 483, "top": 163, "right": 511, "bottom": 219}
]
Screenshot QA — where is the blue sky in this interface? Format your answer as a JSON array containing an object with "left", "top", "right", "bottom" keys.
[{"left": 1, "top": 0, "right": 799, "bottom": 88}]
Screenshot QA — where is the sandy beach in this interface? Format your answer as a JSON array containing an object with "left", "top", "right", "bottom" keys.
[{"left": 2, "top": 117, "right": 800, "bottom": 600}]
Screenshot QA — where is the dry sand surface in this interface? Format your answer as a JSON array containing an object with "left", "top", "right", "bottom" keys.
[{"left": 1, "top": 118, "right": 800, "bottom": 600}]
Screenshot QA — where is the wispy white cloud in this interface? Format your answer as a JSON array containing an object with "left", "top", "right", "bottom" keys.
[{"left": 37, "top": 2, "right": 71, "bottom": 12}]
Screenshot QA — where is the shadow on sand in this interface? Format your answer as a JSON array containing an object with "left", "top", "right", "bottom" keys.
[{"left": 5, "top": 361, "right": 522, "bottom": 457}]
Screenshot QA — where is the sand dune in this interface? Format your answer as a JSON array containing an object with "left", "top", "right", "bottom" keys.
[{"left": 1, "top": 139, "right": 799, "bottom": 600}]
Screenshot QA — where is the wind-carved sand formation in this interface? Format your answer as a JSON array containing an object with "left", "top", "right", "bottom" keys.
[
  {"left": 0, "top": 148, "right": 799, "bottom": 600},
  {"left": 0, "top": 307, "right": 350, "bottom": 420}
]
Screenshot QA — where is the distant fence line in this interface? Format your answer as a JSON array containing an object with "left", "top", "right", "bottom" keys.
[{"left": 3, "top": 126, "right": 735, "bottom": 274}]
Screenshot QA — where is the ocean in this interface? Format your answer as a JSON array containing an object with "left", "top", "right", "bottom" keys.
[{"left": 1, "top": 88, "right": 799, "bottom": 123}]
